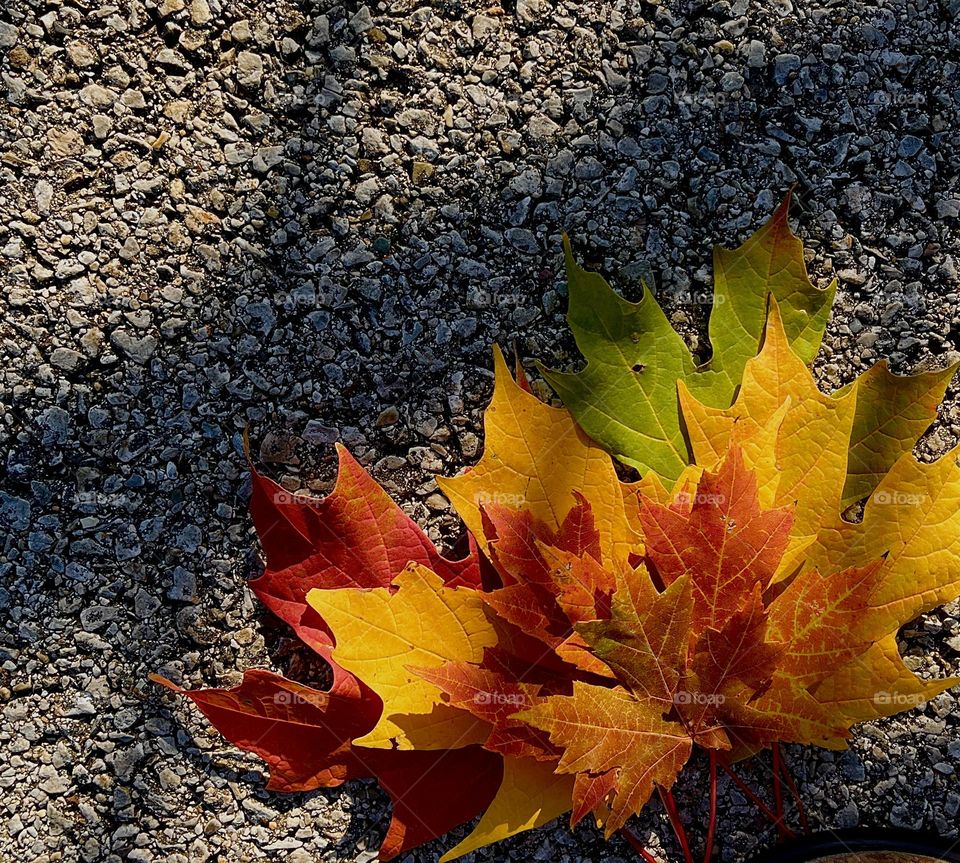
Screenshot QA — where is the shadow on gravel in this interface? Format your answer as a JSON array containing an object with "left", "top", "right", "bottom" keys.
[{"left": 4, "top": 0, "right": 960, "bottom": 861}]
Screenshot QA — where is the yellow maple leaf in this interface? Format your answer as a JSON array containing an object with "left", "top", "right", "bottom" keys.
[
  {"left": 439, "top": 756, "right": 574, "bottom": 862},
  {"left": 808, "top": 442, "right": 960, "bottom": 629},
  {"left": 812, "top": 634, "right": 957, "bottom": 725},
  {"left": 307, "top": 563, "right": 496, "bottom": 750},
  {"left": 680, "top": 299, "right": 857, "bottom": 581},
  {"left": 437, "top": 345, "right": 638, "bottom": 568}
]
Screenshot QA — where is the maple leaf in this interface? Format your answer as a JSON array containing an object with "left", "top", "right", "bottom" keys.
[
  {"left": 155, "top": 444, "right": 496, "bottom": 859},
  {"left": 480, "top": 495, "right": 612, "bottom": 636},
  {"left": 475, "top": 495, "right": 620, "bottom": 680},
  {"left": 481, "top": 492, "right": 604, "bottom": 595},
  {"left": 675, "top": 585, "right": 782, "bottom": 750},
  {"left": 156, "top": 200, "right": 960, "bottom": 863},
  {"left": 247, "top": 440, "right": 480, "bottom": 692},
  {"left": 838, "top": 360, "right": 958, "bottom": 508},
  {"left": 517, "top": 682, "right": 693, "bottom": 836},
  {"left": 716, "top": 674, "right": 851, "bottom": 755},
  {"left": 576, "top": 567, "right": 692, "bottom": 707},
  {"left": 638, "top": 447, "right": 794, "bottom": 636},
  {"left": 678, "top": 300, "right": 960, "bottom": 725},
  {"left": 149, "top": 669, "right": 377, "bottom": 791},
  {"left": 149, "top": 670, "right": 503, "bottom": 860},
  {"left": 538, "top": 193, "right": 836, "bottom": 479},
  {"left": 307, "top": 563, "right": 498, "bottom": 750},
  {"left": 540, "top": 195, "right": 957, "bottom": 508},
  {"left": 437, "top": 344, "right": 639, "bottom": 568},
  {"left": 811, "top": 634, "right": 957, "bottom": 724}
]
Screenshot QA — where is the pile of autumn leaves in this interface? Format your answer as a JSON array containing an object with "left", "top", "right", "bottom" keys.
[{"left": 154, "top": 198, "right": 960, "bottom": 861}]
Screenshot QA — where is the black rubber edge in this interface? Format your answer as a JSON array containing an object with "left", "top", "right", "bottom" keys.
[{"left": 749, "top": 828, "right": 960, "bottom": 863}]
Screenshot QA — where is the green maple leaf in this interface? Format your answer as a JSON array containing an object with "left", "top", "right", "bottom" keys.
[{"left": 538, "top": 194, "right": 835, "bottom": 480}]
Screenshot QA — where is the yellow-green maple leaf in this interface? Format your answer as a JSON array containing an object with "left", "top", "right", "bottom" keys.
[
  {"left": 538, "top": 195, "right": 835, "bottom": 480},
  {"left": 838, "top": 359, "right": 958, "bottom": 508}
]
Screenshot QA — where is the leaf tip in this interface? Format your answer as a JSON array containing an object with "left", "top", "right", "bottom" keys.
[
  {"left": 241, "top": 425, "right": 254, "bottom": 465},
  {"left": 148, "top": 672, "right": 180, "bottom": 693},
  {"left": 773, "top": 188, "right": 794, "bottom": 226}
]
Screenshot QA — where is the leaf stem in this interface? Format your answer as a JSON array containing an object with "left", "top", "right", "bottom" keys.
[
  {"left": 775, "top": 744, "right": 810, "bottom": 834},
  {"left": 659, "top": 787, "right": 694, "bottom": 863},
  {"left": 620, "top": 827, "right": 662, "bottom": 863},
  {"left": 771, "top": 744, "right": 788, "bottom": 840},
  {"left": 702, "top": 752, "right": 717, "bottom": 863},
  {"left": 717, "top": 762, "right": 796, "bottom": 839}
]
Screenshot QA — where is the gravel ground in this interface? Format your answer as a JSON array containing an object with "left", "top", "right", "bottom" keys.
[{"left": 2, "top": 0, "right": 960, "bottom": 861}]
